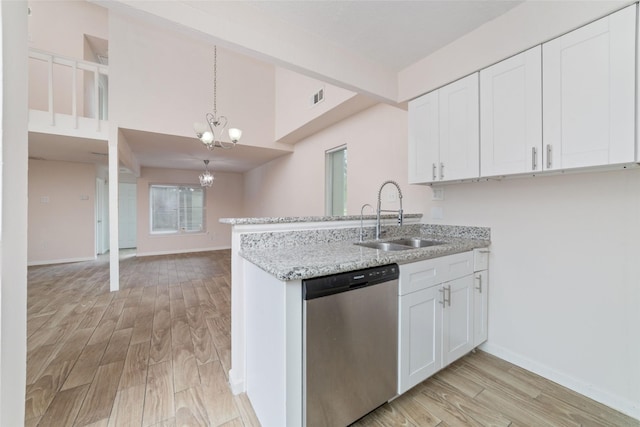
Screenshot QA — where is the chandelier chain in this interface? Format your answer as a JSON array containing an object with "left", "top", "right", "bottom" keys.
[{"left": 213, "top": 46, "right": 217, "bottom": 117}]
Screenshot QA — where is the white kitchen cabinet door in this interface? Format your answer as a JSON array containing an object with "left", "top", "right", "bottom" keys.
[
  {"left": 480, "top": 47, "right": 542, "bottom": 177},
  {"left": 439, "top": 73, "right": 479, "bottom": 181},
  {"left": 473, "top": 270, "right": 489, "bottom": 347},
  {"left": 543, "top": 4, "right": 636, "bottom": 170},
  {"left": 398, "top": 286, "right": 442, "bottom": 394},
  {"left": 442, "top": 274, "right": 474, "bottom": 366},
  {"left": 408, "top": 91, "right": 439, "bottom": 184}
]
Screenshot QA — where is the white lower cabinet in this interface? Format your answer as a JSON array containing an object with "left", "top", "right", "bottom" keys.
[
  {"left": 442, "top": 274, "right": 474, "bottom": 366},
  {"left": 398, "top": 285, "right": 442, "bottom": 393},
  {"left": 398, "top": 250, "right": 487, "bottom": 394}
]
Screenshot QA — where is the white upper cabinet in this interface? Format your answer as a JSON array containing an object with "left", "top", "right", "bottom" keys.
[
  {"left": 439, "top": 74, "right": 480, "bottom": 182},
  {"left": 543, "top": 5, "right": 636, "bottom": 170},
  {"left": 408, "top": 73, "right": 479, "bottom": 184},
  {"left": 480, "top": 47, "right": 542, "bottom": 177},
  {"left": 408, "top": 91, "right": 439, "bottom": 184}
]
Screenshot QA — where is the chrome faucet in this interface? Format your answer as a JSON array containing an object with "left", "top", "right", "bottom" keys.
[
  {"left": 359, "top": 203, "right": 374, "bottom": 242},
  {"left": 376, "top": 180, "right": 403, "bottom": 240}
]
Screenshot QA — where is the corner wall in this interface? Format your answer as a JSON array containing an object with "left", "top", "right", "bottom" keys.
[
  {"left": 243, "top": 103, "right": 430, "bottom": 218},
  {"left": 136, "top": 167, "right": 243, "bottom": 256},
  {"left": 27, "top": 159, "right": 97, "bottom": 265}
]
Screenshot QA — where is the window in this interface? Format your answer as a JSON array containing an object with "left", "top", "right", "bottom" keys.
[
  {"left": 150, "top": 185, "right": 205, "bottom": 234},
  {"left": 325, "top": 145, "right": 347, "bottom": 216}
]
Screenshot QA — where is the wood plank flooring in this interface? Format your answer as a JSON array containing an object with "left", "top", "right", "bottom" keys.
[
  {"left": 26, "top": 250, "right": 259, "bottom": 427},
  {"left": 26, "top": 250, "right": 639, "bottom": 427}
]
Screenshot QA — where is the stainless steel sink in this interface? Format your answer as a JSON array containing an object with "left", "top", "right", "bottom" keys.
[
  {"left": 355, "top": 238, "right": 444, "bottom": 251},
  {"left": 355, "top": 241, "right": 414, "bottom": 251},
  {"left": 388, "top": 238, "right": 444, "bottom": 248}
]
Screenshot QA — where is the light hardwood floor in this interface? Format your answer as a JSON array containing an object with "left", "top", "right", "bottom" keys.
[
  {"left": 26, "top": 250, "right": 639, "bottom": 427},
  {"left": 26, "top": 250, "right": 259, "bottom": 427}
]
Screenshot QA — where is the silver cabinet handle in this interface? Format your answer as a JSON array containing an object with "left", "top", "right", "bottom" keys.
[
  {"left": 478, "top": 249, "right": 490, "bottom": 254},
  {"left": 475, "top": 274, "right": 482, "bottom": 293},
  {"left": 532, "top": 147, "right": 537, "bottom": 171},
  {"left": 440, "top": 162, "right": 445, "bottom": 180},
  {"left": 439, "top": 287, "right": 446, "bottom": 307},
  {"left": 446, "top": 285, "right": 451, "bottom": 307},
  {"left": 546, "top": 144, "right": 552, "bottom": 169},
  {"left": 432, "top": 163, "right": 437, "bottom": 181}
]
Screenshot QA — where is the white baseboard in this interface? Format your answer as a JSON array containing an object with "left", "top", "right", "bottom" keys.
[
  {"left": 480, "top": 342, "right": 640, "bottom": 421},
  {"left": 228, "top": 368, "right": 245, "bottom": 395},
  {"left": 135, "top": 246, "right": 231, "bottom": 258},
  {"left": 27, "top": 256, "right": 96, "bottom": 266}
]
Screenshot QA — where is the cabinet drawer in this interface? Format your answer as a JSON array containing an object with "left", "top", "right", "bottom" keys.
[
  {"left": 473, "top": 248, "right": 489, "bottom": 272},
  {"left": 399, "top": 251, "right": 473, "bottom": 295},
  {"left": 441, "top": 251, "right": 474, "bottom": 282},
  {"left": 399, "top": 258, "right": 441, "bottom": 295}
]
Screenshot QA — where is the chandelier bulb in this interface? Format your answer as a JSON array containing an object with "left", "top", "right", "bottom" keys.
[{"left": 194, "top": 45, "right": 242, "bottom": 149}]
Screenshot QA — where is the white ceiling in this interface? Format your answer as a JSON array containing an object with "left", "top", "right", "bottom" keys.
[
  {"left": 245, "top": 1, "right": 523, "bottom": 72},
  {"left": 30, "top": 0, "right": 524, "bottom": 173}
]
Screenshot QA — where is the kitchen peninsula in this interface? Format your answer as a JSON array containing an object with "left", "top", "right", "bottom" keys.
[{"left": 220, "top": 215, "right": 490, "bottom": 426}]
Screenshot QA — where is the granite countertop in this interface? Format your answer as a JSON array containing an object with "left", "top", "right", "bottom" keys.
[
  {"left": 220, "top": 213, "right": 422, "bottom": 225},
  {"left": 241, "top": 235, "right": 490, "bottom": 281}
]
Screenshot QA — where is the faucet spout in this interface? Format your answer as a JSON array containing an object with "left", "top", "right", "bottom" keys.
[{"left": 375, "top": 180, "right": 403, "bottom": 240}]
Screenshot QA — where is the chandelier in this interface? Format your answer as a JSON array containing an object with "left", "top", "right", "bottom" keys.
[
  {"left": 194, "top": 46, "right": 242, "bottom": 150},
  {"left": 199, "top": 160, "right": 214, "bottom": 187}
]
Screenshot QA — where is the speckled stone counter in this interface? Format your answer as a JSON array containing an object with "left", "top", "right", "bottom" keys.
[
  {"left": 239, "top": 224, "right": 490, "bottom": 281},
  {"left": 220, "top": 213, "right": 423, "bottom": 225}
]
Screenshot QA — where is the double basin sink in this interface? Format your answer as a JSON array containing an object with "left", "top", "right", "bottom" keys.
[{"left": 356, "top": 237, "right": 444, "bottom": 252}]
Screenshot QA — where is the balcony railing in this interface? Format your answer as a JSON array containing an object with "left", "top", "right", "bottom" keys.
[{"left": 28, "top": 49, "right": 108, "bottom": 137}]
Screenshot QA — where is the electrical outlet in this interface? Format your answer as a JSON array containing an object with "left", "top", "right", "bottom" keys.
[{"left": 432, "top": 188, "right": 444, "bottom": 201}]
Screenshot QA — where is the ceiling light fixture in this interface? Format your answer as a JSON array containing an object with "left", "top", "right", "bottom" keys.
[
  {"left": 194, "top": 46, "right": 242, "bottom": 150},
  {"left": 199, "top": 160, "right": 214, "bottom": 187}
]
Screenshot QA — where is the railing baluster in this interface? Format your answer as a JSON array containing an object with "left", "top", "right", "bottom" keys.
[
  {"left": 47, "top": 54, "right": 54, "bottom": 125},
  {"left": 28, "top": 49, "right": 108, "bottom": 132},
  {"left": 72, "top": 61, "right": 78, "bottom": 129},
  {"left": 94, "top": 65, "right": 100, "bottom": 131}
]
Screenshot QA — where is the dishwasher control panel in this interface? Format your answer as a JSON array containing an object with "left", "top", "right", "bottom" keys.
[{"left": 303, "top": 264, "right": 399, "bottom": 300}]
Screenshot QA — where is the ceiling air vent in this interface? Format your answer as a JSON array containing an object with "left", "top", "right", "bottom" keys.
[{"left": 310, "top": 88, "right": 324, "bottom": 107}]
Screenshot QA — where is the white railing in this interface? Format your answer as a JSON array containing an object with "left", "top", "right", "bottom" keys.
[{"left": 28, "top": 48, "right": 108, "bottom": 133}]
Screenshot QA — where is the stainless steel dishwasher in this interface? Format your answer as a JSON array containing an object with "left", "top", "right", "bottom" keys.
[{"left": 303, "top": 264, "right": 399, "bottom": 427}]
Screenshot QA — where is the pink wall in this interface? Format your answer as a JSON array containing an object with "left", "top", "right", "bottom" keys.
[
  {"left": 108, "top": 12, "right": 285, "bottom": 152},
  {"left": 244, "top": 103, "right": 431, "bottom": 217},
  {"left": 28, "top": 159, "right": 96, "bottom": 264},
  {"left": 136, "top": 167, "right": 244, "bottom": 256},
  {"left": 275, "top": 67, "right": 356, "bottom": 141},
  {"left": 27, "top": 1, "right": 108, "bottom": 116}
]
